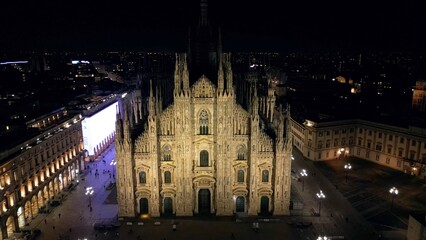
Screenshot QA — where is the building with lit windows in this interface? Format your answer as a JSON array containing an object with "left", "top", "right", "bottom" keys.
[
  {"left": 0, "top": 110, "right": 84, "bottom": 239},
  {"left": 291, "top": 118, "right": 426, "bottom": 179},
  {"left": 412, "top": 80, "right": 426, "bottom": 112}
]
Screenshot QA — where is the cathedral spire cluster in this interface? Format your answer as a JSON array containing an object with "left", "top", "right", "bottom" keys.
[{"left": 174, "top": 53, "right": 191, "bottom": 97}]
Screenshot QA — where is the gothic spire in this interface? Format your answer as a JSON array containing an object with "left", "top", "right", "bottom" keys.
[
  {"left": 217, "top": 54, "right": 224, "bottom": 94},
  {"left": 252, "top": 81, "right": 258, "bottom": 116},
  {"left": 277, "top": 105, "right": 284, "bottom": 142},
  {"left": 115, "top": 105, "right": 123, "bottom": 140},
  {"left": 285, "top": 103, "right": 291, "bottom": 139},
  {"left": 149, "top": 79, "right": 155, "bottom": 116},
  {"left": 123, "top": 107, "right": 130, "bottom": 141},
  {"left": 155, "top": 85, "right": 160, "bottom": 114},
  {"left": 182, "top": 54, "right": 190, "bottom": 94},
  {"left": 200, "top": 0, "right": 209, "bottom": 26},
  {"left": 174, "top": 53, "right": 181, "bottom": 95},
  {"left": 225, "top": 53, "right": 233, "bottom": 93}
]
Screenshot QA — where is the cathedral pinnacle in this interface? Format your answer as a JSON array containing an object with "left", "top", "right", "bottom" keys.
[
  {"left": 218, "top": 54, "right": 224, "bottom": 94},
  {"left": 149, "top": 79, "right": 155, "bottom": 116},
  {"left": 182, "top": 54, "right": 190, "bottom": 94}
]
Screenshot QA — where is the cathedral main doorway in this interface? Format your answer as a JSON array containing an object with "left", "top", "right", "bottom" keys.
[
  {"left": 139, "top": 198, "right": 149, "bottom": 214},
  {"left": 236, "top": 197, "right": 245, "bottom": 212},
  {"left": 198, "top": 189, "right": 211, "bottom": 214},
  {"left": 164, "top": 197, "right": 173, "bottom": 215},
  {"left": 260, "top": 196, "right": 269, "bottom": 215}
]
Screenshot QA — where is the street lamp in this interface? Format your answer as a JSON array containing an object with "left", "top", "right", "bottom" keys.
[
  {"left": 316, "top": 190, "right": 326, "bottom": 216},
  {"left": 110, "top": 159, "right": 117, "bottom": 178},
  {"left": 317, "top": 236, "right": 329, "bottom": 240},
  {"left": 338, "top": 148, "right": 345, "bottom": 159},
  {"left": 85, "top": 186, "right": 94, "bottom": 208},
  {"left": 389, "top": 187, "right": 398, "bottom": 209},
  {"left": 300, "top": 169, "right": 308, "bottom": 192},
  {"left": 344, "top": 163, "right": 352, "bottom": 183}
]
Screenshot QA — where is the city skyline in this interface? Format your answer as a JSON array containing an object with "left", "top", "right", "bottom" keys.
[
  {"left": 2, "top": 1, "right": 426, "bottom": 238},
  {"left": 1, "top": 0, "right": 426, "bottom": 53}
]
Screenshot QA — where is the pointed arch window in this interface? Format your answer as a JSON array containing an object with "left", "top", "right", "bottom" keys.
[
  {"left": 237, "top": 145, "right": 247, "bottom": 160},
  {"left": 237, "top": 170, "right": 244, "bottom": 183},
  {"left": 162, "top": 145, "right": 172, "bottom": 161},
  {"left": 200, "top": 150, "right": 209, "bottom": 167},
  {"left": 139, "top": 171, "right": 146, "bottom": 184},
  {"left": 262, "top": 170, "right": 269, "bottom": 183},
  {"left": 164, "top": 171, "right": 172, "bottom": 184},
  {"left": 199, "top": 110, "right": 209, "bottom": 135}
]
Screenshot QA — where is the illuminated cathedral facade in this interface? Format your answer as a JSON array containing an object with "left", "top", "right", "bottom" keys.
[
  {"left": 115, "top": 0, "right": 292, "bottom": 218},
  {"left": 115, "top": 53, "right": 292, "bottom": 217}
]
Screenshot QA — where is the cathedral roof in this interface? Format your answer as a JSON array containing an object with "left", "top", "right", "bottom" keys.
[{"left": 192, "top": 75, "right": 216, "bottom": 98}]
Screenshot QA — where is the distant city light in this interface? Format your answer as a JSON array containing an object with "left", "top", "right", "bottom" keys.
[
  {"left": 71, "top": 60, "right": 90, "bottom": 64},
  {"left": 249, "top": 63, "right": 263, "bottom": 68},
  {"left": 0, "top": 61, "right": 28, "bottom": 65}
]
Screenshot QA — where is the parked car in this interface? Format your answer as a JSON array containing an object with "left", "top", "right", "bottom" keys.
[
  {"left": 94, "top": 221, "right": 120, "bottom": 230},
  {"left": 94, "top": 222, "right": 106, "bottom": 230},
  {"left": 39, "top": 206, "right": 51, "bottom": 213},
  {"left": 22, "top": 228, "right": 41, "bottom": 240},
  {"left": 49, "top": 199, "right": 61, "bottom": 207}
]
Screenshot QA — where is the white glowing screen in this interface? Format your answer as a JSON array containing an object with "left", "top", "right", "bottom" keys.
[{"left": 82, "top": 101, "right": 118, "bottom": 155}]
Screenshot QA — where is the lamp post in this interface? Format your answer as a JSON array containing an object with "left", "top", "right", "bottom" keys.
[
  {"left": 338, "top": 148, "right": 345, "bottom": 160},
  {"left": 344, "top": 163, "right": 352, "bottom": 183},
  {"left": 110, "top": 159, "right": 117, "bottom": 177},
  {"left": 317, "top": 236, "right": 329, "bottom": 240},
  {"left": 316, "top": 190, "right": 326, "bottom": 216},
  {"left": 300, "top": 169, "right": 308, "bottom": 192},
  {"left": 85, "top": 186, "right": 94, "bottom": 208},
  {"left": 389, "top": 187, "right": 398, "bottom": 209}
]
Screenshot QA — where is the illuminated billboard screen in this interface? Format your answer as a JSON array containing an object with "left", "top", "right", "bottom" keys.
[{"left": 82, "top": 101, "right": 118, "bottom": 156}]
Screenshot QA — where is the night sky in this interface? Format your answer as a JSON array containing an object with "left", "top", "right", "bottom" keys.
[{"left": 1, "top": 0, "right": 425, "bottom": 53}]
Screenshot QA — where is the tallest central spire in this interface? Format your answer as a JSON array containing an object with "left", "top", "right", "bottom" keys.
[{"left": 200, "top": 0, "right": 208, "bottom": 26}]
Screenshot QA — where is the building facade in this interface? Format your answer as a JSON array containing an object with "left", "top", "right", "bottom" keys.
[
  {"left": 0, "top": 111, "right": 84, "bottom": 239},
  {"left": 407, "top": 214, "right": 426, "bottom": 240},
  {"left": 291, "top": 118, "right": 426, "bottom": 178},
  {"left": 413, "top": 80, "right": 426, "bottom": 112},
  {"left": 115, "top": 53, "right": 293, "bottom": 218}
]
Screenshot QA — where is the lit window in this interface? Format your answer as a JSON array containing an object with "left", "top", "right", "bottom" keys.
[
  {"left": 199, "top": 110, "right": 209, "bottom": 135},
  {"left": 164, "top": 171, "right": 171, "bottom": 184},
  {"left": 200, "top": 150, "right": 209, "bottom": 167},
  {"left": 237, "top": 170, "right": 244, "bottom": 183},
  {"left": 262, "top": 170, "right": 269, "bottom": 182},
  {"left": 139, "top": 171, "right": 146, "bottom": 184}
]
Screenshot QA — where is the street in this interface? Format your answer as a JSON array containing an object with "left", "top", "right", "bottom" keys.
[{"left": 25, "top": 144, "right": 421, "bottom": 240}]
